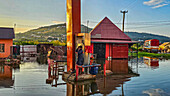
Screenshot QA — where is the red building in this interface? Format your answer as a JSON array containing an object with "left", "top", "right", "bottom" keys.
[
  {"left": 143, "top": 39, "right": 159, "bottom": 53},
  {"left": 90, "top": 17, "right": 136, "bottom": 59},
  {"left": 0, "top": 27, "right": 15, "bottom": 58}
]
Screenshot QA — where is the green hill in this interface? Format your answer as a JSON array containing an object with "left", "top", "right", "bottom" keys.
[
  {"left": 15, "top": 23, "right": 92, "bottom": 42},
  {"left": 15, "top": 23, "right": 170, "bottom": 43},
  {"left": 125, "top": 32, "right": 170, "bottom": 43}
]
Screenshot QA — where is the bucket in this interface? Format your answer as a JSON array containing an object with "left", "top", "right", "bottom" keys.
[{"left": 90, "top": 66, "right": 98, "bottom": 75}]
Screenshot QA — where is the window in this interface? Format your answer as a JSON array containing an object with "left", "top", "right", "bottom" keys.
[
  {"left": 0, "top": 44, "right": 5, "bottom": 52},
  {"left": 0, "top": 66, "right": 4, "bottom": 74}
]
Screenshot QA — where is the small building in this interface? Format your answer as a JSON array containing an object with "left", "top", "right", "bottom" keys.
[
  {"left": 143, "top": 39, "right": 159, "bottom": 53},
  {"left": 0, "top": 27, "right": 15, "bottom": 58},
  {"left": 90, "top": 17, "right": 136, "bottom": 59}
]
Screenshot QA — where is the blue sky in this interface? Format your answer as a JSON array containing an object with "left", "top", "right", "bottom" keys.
[{"left": 0, "top": 0, "right": 170, "bottom": 37}]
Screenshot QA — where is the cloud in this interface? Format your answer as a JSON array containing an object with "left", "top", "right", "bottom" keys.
[
  {"left": 143, "top": 88, "right": 170, "bottom": 96},
  {"left": 143, "top": 0, "right": 165, "bottom": 6},
  {"left": 143, "top": 0, "right": 169, "bottom": 8},
  {"left": 152, "top": 3, "right": 168, "bottom": 8}
]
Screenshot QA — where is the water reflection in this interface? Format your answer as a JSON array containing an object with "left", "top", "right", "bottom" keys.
[
  {"left": 105, "top": 59, "right": 128, "bottom": 74},
  {"left": 67, "top": 80, "right": 98, "bottom": 96},
  {"left": 0, "top": 56, "right": 169, "bottom": 96},
  {"left": 0, "top": 65, "right": 14, "bottom": 88},
  {"left": 46, "top": 60, "right": 59, "bottom": 87},
  {"left": 96, "top": 76, "right": 128, "bottom": 95},
  {"left": 37, "top": 55, "right": 48, "bottom": 64},
  {"left": 143, "top": 56, "right": 159, "bottom": 69},
  {"left": 66, "top": 59, "right": 139, "bottom": 96}
]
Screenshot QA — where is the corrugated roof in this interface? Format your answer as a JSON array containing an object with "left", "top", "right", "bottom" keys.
[
  {"left": 90, "top": 17, "right": 131, "bottom": 41},
  {"left": 0, "top": 27, "right": 15, "bottom": 39}
]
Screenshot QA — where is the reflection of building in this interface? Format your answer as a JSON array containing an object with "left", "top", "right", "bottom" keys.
[
  {"left": 0, "top": 27, "right": 15, "bottom": 58},
  {"left": 96, "top": 59, "right": 138, "bottom": 95},
  {"left": 96, "top": 76, "right": 128, "bottom": 95},
  {"left": 21, "top": 57, "right": 37, "bottom": 62},
  {"left": 0, "top": 65, "right": 12, "bottom": 78},
  {"left": 67, "top": 80, "right": 98, "bottom": 96},
  {"left": 0, "top": 65, "right": 14, "bottom": 88},
  {"left": 37, "top": 55, "right": 47, "bottom": 64},
  {"left": 144, "top": 56, "right": 159, "bottom": 68},
  {"left": 65, "top": 59, "right": 139, "bottom": 96},
  {"left": 105, "top": 59, "right": 128, "bottom": 74}
]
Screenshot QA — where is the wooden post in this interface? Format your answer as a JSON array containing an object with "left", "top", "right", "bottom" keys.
[
  {"left": 104, "top": 63, "right": 106, "bottom": 77},
  {"left": 120, "top": 10, "right": 128, "bottom": 32},
  {"left": 76, "top": 65, "right": 79, "bottom": 81}
]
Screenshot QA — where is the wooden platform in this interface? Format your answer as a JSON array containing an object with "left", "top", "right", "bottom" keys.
[
  {"left": 62, "top": 72, "right": 96, "bottom": 82},
  {"left": 0, "top": 59, "right": 21, "bottom": 65}
]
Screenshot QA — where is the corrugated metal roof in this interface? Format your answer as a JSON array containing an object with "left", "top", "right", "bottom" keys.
[
  {"left": 91, "top": 39, "right": 138, "bottom": 44},
  {"left": 0, "top": 27, "right": 15, "bottom": 39},
  {"left": 90, "top": 17, "right": 131, "bottom": 41}
]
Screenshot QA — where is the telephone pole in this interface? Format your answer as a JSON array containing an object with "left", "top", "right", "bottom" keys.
[
  {"left": 86, "top": 20, "right": 89, "bottom": 33},
  {"left": 120, "top": 10, "right": 128, "bottom": 32},
  {"left": 14, "top": 23, "right": 16, "bottom": 32}
]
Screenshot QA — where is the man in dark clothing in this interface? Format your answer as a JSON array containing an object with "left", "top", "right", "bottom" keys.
[
  {"left": 76, "top": 46, "right": 84, "bottom": 65},
  {"left": 76, "top": 46, "right": 84, "bottom": 74}
]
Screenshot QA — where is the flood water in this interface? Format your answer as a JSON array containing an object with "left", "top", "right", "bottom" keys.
[{"left": 0, "top": 56, "right": 170, "bottom": 96}]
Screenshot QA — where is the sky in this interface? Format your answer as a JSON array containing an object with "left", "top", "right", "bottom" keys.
[{"left": 0, "top": 0, "right": 170, "bottom": 37}]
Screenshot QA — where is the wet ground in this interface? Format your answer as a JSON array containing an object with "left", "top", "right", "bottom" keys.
[{"left": 0, "top": 57, "right": 170, "bottom": 96}]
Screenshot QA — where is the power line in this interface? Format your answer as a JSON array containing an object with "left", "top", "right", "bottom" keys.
[
  {"left": 87, "top": 20, "right": 170, "bottom": 24},
  {"left": 122, "top": 0, "right": 138, "bottom": 10},
  {"left": 126, "top": 23, "right": 170, "bottom": 29}
]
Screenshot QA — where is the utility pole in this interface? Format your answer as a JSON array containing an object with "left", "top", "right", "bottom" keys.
[
  {"left": 86, "top": 20, "right": 89, "bottom": 33},
  {"left": 14, "top": 23, "right": 16, "bottom": 32},
  {"left": 120, "top": 10, "right": 128, "bottom": 32}
]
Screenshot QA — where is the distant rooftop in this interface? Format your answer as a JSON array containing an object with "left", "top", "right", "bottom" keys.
[{"left": 0, "top": 27, "right": 15, "bottom": 39}]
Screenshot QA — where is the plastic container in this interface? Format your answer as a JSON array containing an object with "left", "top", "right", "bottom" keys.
[{"left": 90, "top": 66, "right": 98, "bottom": 75}]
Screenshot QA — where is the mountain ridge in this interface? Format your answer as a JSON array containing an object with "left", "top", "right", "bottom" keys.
[{"left": 15, "top": 23, "right": 170, "bottom": 43}]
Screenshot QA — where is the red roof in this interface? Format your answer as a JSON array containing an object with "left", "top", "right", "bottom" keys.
[
  {"left": 90, "top": 17, "right": 131, "bottom": 41},
  {"left": 91, "top": 39, "right": 138, "bottom": 44}
]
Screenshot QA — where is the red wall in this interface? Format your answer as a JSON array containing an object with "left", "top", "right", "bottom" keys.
[
  {"left": 112, "top": 44, "right": 128, "bottom": 58},
  {"left": 0, "top": 39, "right": 13, "bottom": 58},
  {"left": 92, "top": 43, "right": 129, "bottom": 59},
  {"left": 151, "top": 39, "right": 159, "bottom": 46},
  {"left": 105, "top": 43, "right": 112, "bottom": 59}
]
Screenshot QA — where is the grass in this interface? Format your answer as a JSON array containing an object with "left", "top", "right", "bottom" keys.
[{"left": 138, "top": 52, "right": 170, "bottom": 59}]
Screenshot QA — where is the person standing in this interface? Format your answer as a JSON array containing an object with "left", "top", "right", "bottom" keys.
[{"left": 76, "top": 46, "right": 84, "bottom": 74}]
